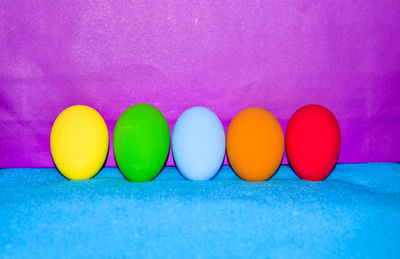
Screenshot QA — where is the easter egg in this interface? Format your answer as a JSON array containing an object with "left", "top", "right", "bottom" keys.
[
  {"left": 172, "top": 107, "right": 225, "bottom": 181},
  {"left": 50, "top": 105, "right": 109, "bottom": 180},
  {"left": 285, "top": 104, "right": 341, "bottom": 181},
  {"left": 226, "top": 107, "right": 284, "bottom": 182},
  {"left": 113, "top": 103, "right": 170, "bottom": 182}
]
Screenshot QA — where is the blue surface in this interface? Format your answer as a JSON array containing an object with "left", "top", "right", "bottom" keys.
[{"left": 1, "top": 163, "right": 400, "bottom": 258}]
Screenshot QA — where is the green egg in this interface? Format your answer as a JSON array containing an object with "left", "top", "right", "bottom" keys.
[{"left": 113, "top": 103, "right": 170, "bottom": 182}]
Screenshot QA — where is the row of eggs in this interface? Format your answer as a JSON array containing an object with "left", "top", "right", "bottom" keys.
[{"left": 50, "top": 104, "right": 341, "bottom": 182}]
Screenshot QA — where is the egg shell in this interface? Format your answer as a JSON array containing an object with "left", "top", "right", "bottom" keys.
[
  {"left": 50, "top": 105, "right": 109, "bottom": 180},
  {"left": 172, "top": 107, "right": 225, "bottom": 181},
  {"left": 285, "top": 104, "right": 341, "bottom": 181},
  {"left": 113, "top": 103, "right": 170, "bottom": 182},
  {"left": 226, "top": 107, "right": 284, "bottom": 182}
]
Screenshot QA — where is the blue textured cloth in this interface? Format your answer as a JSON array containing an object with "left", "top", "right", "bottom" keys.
[{"left": 1, "top": 163, "right": 400, "bottom": 258}]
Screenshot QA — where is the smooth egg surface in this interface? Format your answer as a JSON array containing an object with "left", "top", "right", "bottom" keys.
[
  {"left": 227, "top": 107, "right": 284, "bottom": 182},
  {"left": 113, "top": 103, "right": 170, "bottom": 182},
  {"left": 50, "top": 105, "right": 109, "bottom": 180},
  {"left": 285, "top": 104, "right": 341, "bottom": 181},
  {"left": 172, "top": 107, "right": 225, "bottom": 181}
]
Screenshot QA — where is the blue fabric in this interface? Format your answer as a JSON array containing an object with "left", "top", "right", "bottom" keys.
[{"left": 1, "top": 163, "right": 400, "bottom": 258}]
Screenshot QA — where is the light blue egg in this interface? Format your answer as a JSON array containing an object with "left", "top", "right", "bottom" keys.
[{"left": 172, "top": 107, "right": 226, "bottom": 181}]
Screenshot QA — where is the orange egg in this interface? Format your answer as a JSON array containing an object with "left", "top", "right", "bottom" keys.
[{"left": 227, "top": 107, "right": 284, "bottom": 181}]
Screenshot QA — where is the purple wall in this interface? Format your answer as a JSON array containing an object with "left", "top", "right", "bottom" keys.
[{"left": 1, "top": 0, "right": 400, "bottom": 168}]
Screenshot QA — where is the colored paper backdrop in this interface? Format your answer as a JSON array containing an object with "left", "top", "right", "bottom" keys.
[{"left": 1, "top": 0, "right": 400, "bottom": 168}]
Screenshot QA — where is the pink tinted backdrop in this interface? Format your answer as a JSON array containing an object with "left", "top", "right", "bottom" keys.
[{"left": 1, "top": 0, "right": 400, "bottom": 168}]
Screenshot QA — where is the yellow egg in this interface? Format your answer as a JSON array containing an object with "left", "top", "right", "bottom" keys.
[{"left": 50, "top": 105, "right": 109, "bottom": 180}]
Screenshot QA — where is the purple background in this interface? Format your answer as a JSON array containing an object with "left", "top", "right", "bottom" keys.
[{"left": 1, "top": 0, "right": 400, "bottom": 168}]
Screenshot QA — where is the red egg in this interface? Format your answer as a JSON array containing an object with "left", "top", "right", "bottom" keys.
[{"left": 285, "top": 104, "right": 341, "bottom": 181}]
